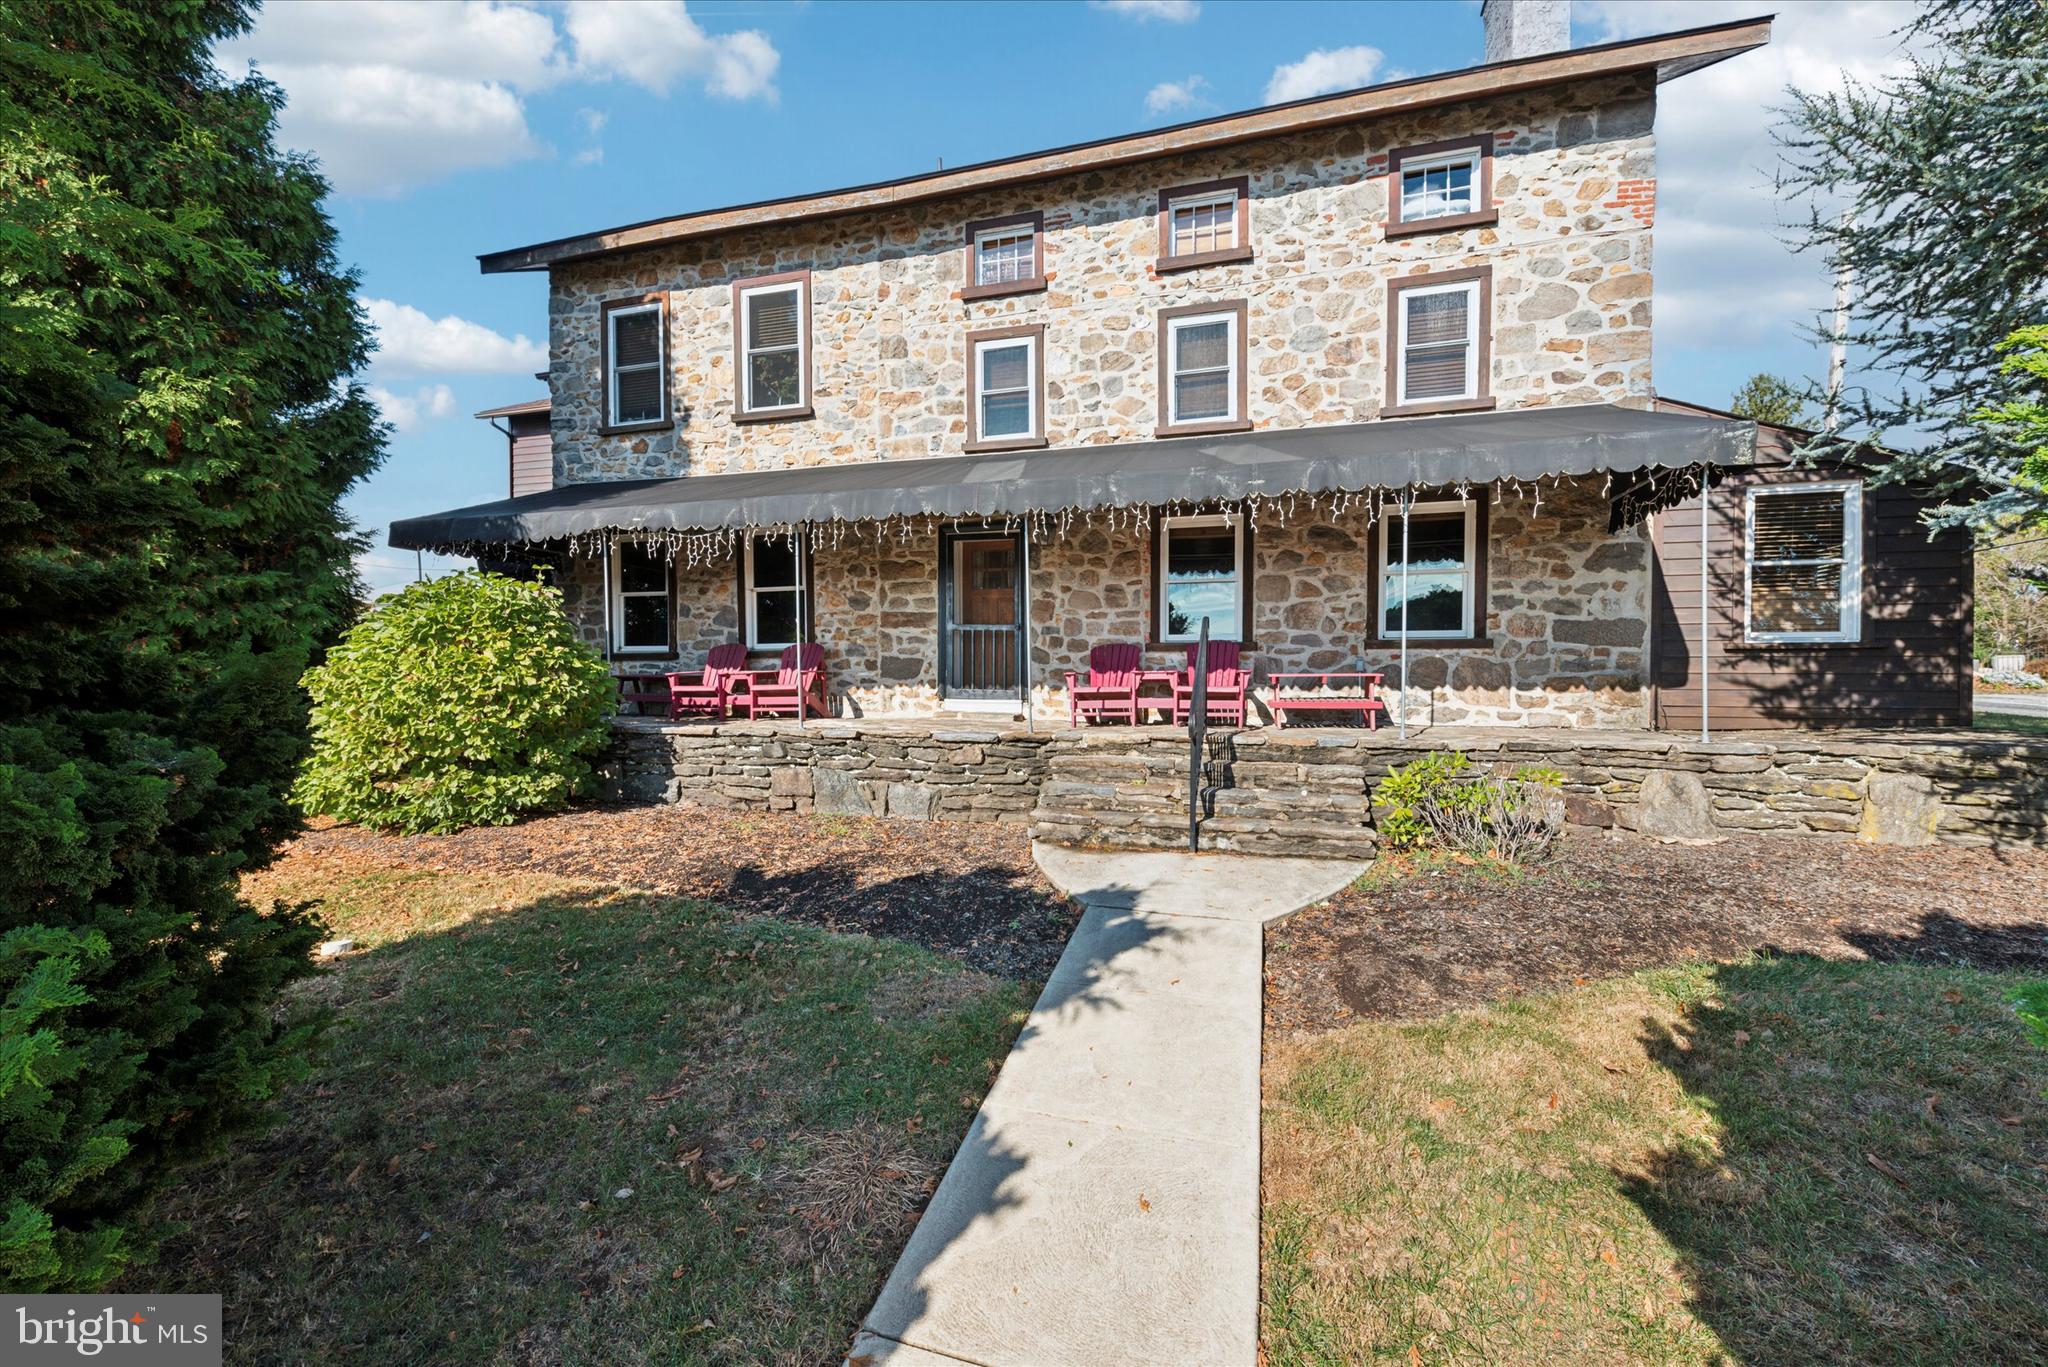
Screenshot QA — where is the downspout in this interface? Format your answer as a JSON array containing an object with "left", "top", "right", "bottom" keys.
[
  {"left": 1021, "top": 519, "right": 1034, "bottom": 733},
  {"left": 488, "top": 417, "right": 514, "bottom": 498},
  {"left": 1398, "top": 491, "right": 1411, "bottom": 741},
  {"left": 1699, "top": 472, "right": 1710, "bottom": 744}
]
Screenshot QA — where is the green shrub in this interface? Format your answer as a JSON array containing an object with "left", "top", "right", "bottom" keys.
[
  {"left": 1374, "top": 751, "right": 1567, "bottom": 862},
  {"left": 295, "top": 573, "right": 616, "bottom": 834}
]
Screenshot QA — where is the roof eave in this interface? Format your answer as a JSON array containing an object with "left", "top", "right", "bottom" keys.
[{"left": 478, "top": 15, "right": 1772, "bottom": 275}]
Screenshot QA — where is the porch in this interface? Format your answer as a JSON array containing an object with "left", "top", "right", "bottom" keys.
[{"left": 600, "top": 715, "right": 2048, "bottom": 854}]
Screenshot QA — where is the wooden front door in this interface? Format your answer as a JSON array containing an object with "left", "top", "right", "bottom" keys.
[{"left": 941, "top": 532, "right": 1022, "bottom": 700}]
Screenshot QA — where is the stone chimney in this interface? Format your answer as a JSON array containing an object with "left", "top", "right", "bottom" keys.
[{"left": 1481, "top": 0, "right": 1571, "bottom": 63}]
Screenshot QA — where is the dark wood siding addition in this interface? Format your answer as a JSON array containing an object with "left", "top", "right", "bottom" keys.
[
  {"left": 507, "top": 410, "right": 553, "bottom": 497},
  {"left": 1650, "top": 452, "right": 1973, "bottom": 730}
]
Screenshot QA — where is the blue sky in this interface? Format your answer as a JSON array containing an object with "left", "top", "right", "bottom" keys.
[{"left": 212, "top": 0, "right": 1924, "bottom": 595}]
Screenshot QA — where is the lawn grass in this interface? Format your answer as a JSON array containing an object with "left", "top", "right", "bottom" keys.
[
  {"left": 1263, "top": 956, "right": 2048, "bottom": 1365},
  {"left": 1975, "top": 709, "right": 2048, "bottom": 738},
  {"left": 139, "top": 858, "right": 1034, "bottom": 1363}
]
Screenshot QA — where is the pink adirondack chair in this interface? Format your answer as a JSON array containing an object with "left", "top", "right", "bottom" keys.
[
  {"left": 666, "top": 643, "right": 750, "bottom": 720},
  {"left": 1064, "top": 643, "right": 1143, "bottom": 727},
  {"left": 1171, "top": 639, "right": 1251, "bottom": 726},
  {"left": 741, "top": 643, "right": 828, "bottom": 720}
]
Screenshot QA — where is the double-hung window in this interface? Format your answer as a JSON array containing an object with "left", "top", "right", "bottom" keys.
[
  {"left": 743, "top": 534, "right": 806, "bottom": 649},
  {"left": 1158, "top": 514, "right": 1244, "bottom": 643},
  {"left": 967, "top": 326, "right": 1045, "bottom": 450},
  {"left": 1387, "top": 269, "right": 1491, "bottom": 415},
  {"left": 1158, "top": 301, "right": 1247, "bottom": 435},
  {"left": 962, "top": 212, "right": 1044, "bottom": 298},
  {"left": 610, "top": 544, "right": 672, "bottom": 654},
  {"left": 1386, "top": 136, "right": 1495, "bottom": 235},
  {"left": 603, "top": 296, "right": 666, "bottom": 429},
  {"left": 734, "top": 272, "right": 810, "bottom": 419},
  {"left": 1745, "top": 482, "right": 1862, "bottom": 643},
  {"left": 1378, "top": 500, "right": 1480, "bottom": 640},
  {"left": 1156, "top": 177, "right": 1252, "bottom": 270}
]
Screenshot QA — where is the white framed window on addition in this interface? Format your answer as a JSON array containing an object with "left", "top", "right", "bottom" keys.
[
  {"left": 1157, "top": 514, "right": 1245, "bottom": 644},
  {"left": 1377, "top": 500, "right": 1481, "bottom": 641},
  {"left": 1744, "top": 481, "right": 1864, "bottom": 643},
  {"left": 743, "top": 534, "right": 807, "bottom": 649},
  {"left": 609, "top": 543, "right": 673, "bottom": 655}
]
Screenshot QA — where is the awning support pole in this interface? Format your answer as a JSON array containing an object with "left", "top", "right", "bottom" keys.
[
  {"left": 797, "top": 523, "right": 809, "bottom": 730},
  {"left": 1698, "top": 473, "right": 1709, "bottom": 744},
  {"left": 600, "top": 531, "right": 614, "bottom": 661},
  {"left": 1021, "top": 519, "right": 1034, "bottom": 734},
  {"left": 1398, "top": 492, "right": 1411, "bottom": 741}
]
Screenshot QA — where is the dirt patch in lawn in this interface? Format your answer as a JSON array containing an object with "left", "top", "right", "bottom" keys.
[
  {"left": 268, "top": 805, "right": 1077, "bottom": 977},
  {"left": 1265, "top": 829, "right": 2048, "bottom": 1036}
]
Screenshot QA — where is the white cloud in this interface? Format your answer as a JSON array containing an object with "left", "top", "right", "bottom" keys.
[
  {"left": 1263, "top": 45, "right": 1385, "bottom": 104},
  {"left": 1091, "top": 0, "right": 1200, "bottom": 22},
  {"left": 368, "top": 383, "right": 458, "bottom": 433},
  {"left": 566, "top": 1, "right": 778, "bottom": 100},
  {"left": 1145, "top": 75, "right": 1210, "bottom": 116},
  {"left": 1578, "top": 1, "right": 1925, "bottom": 373},
  {"left": 214, "top": 1, "right": 779, "bottom": 196},
  {"left": 364, "top": 299, "right": 548, "bottom": 377}
]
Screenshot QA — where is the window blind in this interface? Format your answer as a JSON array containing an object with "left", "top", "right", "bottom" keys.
[
  {"left": 1403, "top": 289, "right": 1471, "bottom": 401},
  {"left": 1749, "top": 489, "right": 1852, "bottom": 635},
  {"left": 747, "top": 289, "right": 801, "bottom": 351},
  {"left": 609, "top": 308, "right": 662, "bottom": 424}
]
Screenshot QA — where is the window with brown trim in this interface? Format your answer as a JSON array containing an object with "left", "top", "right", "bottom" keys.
[
  {"left": 965, "top": 324, "right": 1047, "bottom": 452},
  {"left": 1385, "top": 135, "right": 1496, "bottom": 236},
  {"left": 962, "top": 211, "right": 1045, "bottom": 300},
  {"left": 732, "top": 269, "right": 812, "bottom": 421},
  {"left": 1366, "top": 496, "right": 1491, "bottom": 647},
  {"left": 1383, "top": 267, "right": 1494, "bottom": 418},
  {"left": 1146, "top": 505, "right": 1258, "bottom": 649},
  {"left": 1156, "top": 177, "right": 1253, "bottom": 271},
  {"left": 1156, "top": 300, "right": 1251, "bottom": 437},
  {"left": 599, "top": 294, "right": 669, "bottom": 433}
]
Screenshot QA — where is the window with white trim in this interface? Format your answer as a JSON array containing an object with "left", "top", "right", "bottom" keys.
[
  {"left": 606, "top": 302, "right": 664, "bottom": 427},
  {"left": 1395, "top": 279, "right": 1480, "bottom": 406},
  {"left": 1158, "top": 515, "right": 1243, "bottom": 642},
  {"left": 972, "top": 334, "right": 1039, "bottom": 443},
  {"left": 739, "top": 279, "right": 806, "bottom": 414},
  {"left": 1166, "top": 309, "right": 1238, "bottom": 426},
  {"left": 744, "top": 534, "right": 806, "bottom": 649},
  {"left": 1166, "top": 189, "right": 1239, "bottom": 259},
  {"left": 1399, "top": 148, "right": 1480, "bottom": 222},
  {"left": 610, "top": 544, "right": 671, "bottom": 654},
  {"left": 974, "top": 224, "right": 1036, "bottom": 286},
  {"left": 1378, "top": 500, "right": 1478, "bottom": 639},
  {"left": 1745, "top": 482, "right": 1862, "bottom": 643}
]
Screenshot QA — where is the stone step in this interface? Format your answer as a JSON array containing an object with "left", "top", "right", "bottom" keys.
[{"left": 1030, "top": 810, "right": 1377, "bottom": 861}]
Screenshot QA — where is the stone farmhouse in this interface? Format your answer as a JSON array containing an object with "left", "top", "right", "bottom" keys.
[{"left": 398, "top": 4, "right": 1973, "bottom": 736}]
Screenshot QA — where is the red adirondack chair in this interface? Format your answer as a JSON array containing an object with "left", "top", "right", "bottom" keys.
[
  {"left": 1064, "top": 643, "right": 1143, "bottom": 727},
  {"left": 740, "top": 643, "right": 828, "bottom": 720},
  {"left": 666, "top": 643, "right": 750, "bottom": 720},
  {"left": 1171, "top": 639, "right": 1251, "bottom": 726}
]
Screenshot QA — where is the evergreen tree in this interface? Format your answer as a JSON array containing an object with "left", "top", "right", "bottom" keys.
[
  {"left": 1729, "top": 373, "right": 1812, "bottom": 428},
  {"left": 1777, "top": 0, "right": 2048, "bottom": 530},
  {"left": 0, "top": 0, "right": 383, "bottom": 1288}
]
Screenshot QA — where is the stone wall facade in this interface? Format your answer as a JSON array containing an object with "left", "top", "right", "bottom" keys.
[
  {"left": 545, "top": 74, "right": 1657, "bottom": 483},
  {"left": 569, "top": 473, "right": 1652, "bottom": 728},
  {"left": 602, "top": 719, "right": 2048, "bottom": 851}
]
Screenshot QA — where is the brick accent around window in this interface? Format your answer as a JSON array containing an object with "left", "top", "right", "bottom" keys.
[{"left": 1606, "top": 178, "right": 1655, "bottom": 227}]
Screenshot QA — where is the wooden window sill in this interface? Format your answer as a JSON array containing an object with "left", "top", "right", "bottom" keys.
[
  {"left": 963, "top": 435, "right": 1049, "bottom": 454},
  {"left": 733, "top": 405, "right": 814, "bottom": 425},
  {"left": 1154, "top": 418, "right": 1254, "bottom": 439},
  {"left": 1362, "top": 636, "right": 1494, "bottom": 651},
  {"left": 1384, "top": 209, "right": 1499, "bottom": 239},
  {"left": 961, "top": 277, "right": 1047, "bottom": 302},
  {"left": 598, "top": 419, "right": 672, "bottom": 437},
  {"left": 1381, "top": 395, "right": 1496, "bottom": 420},
  {"left": 1148, "top": 640, "right": 1260, "bottom": 654},
  {"left": 1154, "top": 245, "right": 1254, "bottom": 274}
]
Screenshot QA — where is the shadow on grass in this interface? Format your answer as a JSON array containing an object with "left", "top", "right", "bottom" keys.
[{"left": 1623, "top": 918, "right": 2048, "bottom": 1364}]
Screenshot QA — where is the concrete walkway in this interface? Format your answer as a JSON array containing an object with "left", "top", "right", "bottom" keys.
[{"left": 849, "top": 844, "right": 1366, "bottom": 1367}]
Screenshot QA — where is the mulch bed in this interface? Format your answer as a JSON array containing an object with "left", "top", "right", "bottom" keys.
[
  {"left": 283, "top": 806, "right": 1078, "bottom": 978},
  {"left": 1265, "top": 828, "right": 2048, "bottom": 1036}
]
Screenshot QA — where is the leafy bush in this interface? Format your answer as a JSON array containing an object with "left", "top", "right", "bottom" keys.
[
  {"left": 295, "top": 573, "right": 616, "bottom": 834},
  {"left": 1375, "top": 751, "right": 1566, "bottom": 863}
]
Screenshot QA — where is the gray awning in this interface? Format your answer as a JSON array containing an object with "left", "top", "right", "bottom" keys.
[{"left": 390, "top": 402, "right": 1756, "bottom": 551}]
